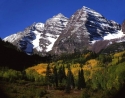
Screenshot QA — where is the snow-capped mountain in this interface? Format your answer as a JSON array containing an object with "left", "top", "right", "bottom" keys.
[
  {"left": 3, "top": 6, "right": 125, "bottom": 55},
  {"left": 4, "top": 13, "right": 68, "bottom": 55},
  {"left": 39, "top": 13, "right": 68, "bottom": 54},
  {"left": 4, "top": 23, "right": 44, "bottom": 54},
  {"left": 52, "top": 6, "right": 125, "bottom": 54}
]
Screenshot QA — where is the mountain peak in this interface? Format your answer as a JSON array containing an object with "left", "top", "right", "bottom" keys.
[
  {"left": 82, "top": 6, "right": 95, "bottom": 11},
  {"left": 82, "top": 6, "right": 89, "bottom": 9},
  {"left": 54, "top": 13, "right": 65, "bottom": 18},
  {"left": 52, "top": 6, "right": 123, "bottom": 55},
  {"left": 82, "top": 6, "right": 94, "bottom": 11},
  {"left": 3, "top": 6, "right": 124, "bottom": 55},
  {"left": 81, "top": 6, "right": 102, "bottom": 17},
  {"left": 46, "top": 13, "right": 68, "bottom": 23}
]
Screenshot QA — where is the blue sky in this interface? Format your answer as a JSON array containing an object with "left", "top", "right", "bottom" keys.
[{"left": 0, "top": 0, "right": 125, "bottom": 39}]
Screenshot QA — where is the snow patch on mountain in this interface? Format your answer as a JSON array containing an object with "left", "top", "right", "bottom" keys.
[
  {"left": 46, "top": 33, "right": 59, "bottom": 52},
  {"left": 104, "top": 30, "right": 125, "bottom": 40},
  {"left": 32, "top": 31, "right": 43, "bottom": 51},
  {"left": 91, "top": 30, "right": 125, "bottom": 44},
  {"left": 4, "top": 33, "right": 22, "bottom": 43}
]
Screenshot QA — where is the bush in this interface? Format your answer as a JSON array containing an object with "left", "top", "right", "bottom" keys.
[{"left": 0, "top": 68, "right": 22, "bottom": 82}]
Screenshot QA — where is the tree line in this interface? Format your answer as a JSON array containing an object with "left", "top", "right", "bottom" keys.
[
  {"left": 0, "top": 38, "right": 52, "bottom": 70},
  {"left": 45, "top": 63, "right": 86, "bottom": 93}
]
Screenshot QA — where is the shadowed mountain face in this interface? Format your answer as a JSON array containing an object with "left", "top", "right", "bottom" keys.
[
  {"left": 3, "top": 6, "right": 125, "bottom": 55},
  {"left": 0, "top": 38, "right": 52, "bottom": 70},
  {"left": 52, "top": 6, "right": 123, "bottom": 55}
]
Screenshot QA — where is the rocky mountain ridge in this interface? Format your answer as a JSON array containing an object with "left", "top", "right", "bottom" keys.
[
  {"left": 3, "top": 6, "right": 125, "bottom": 55},
  {"left": 4, "top": 13, "right": 68, "bottom": 55},
  {"left": 52, "top": 6, "right": 124, "bottom": 54}
]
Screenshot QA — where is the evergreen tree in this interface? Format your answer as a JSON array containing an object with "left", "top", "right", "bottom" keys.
[
  {"left": 81, "top": 69, "right": 86, "bottom": 88},
  {"left": 77, "top": 70, "right": 81, "bottom": 90},
  {"left": 77, "top": 69, "right": 86, "bottom": 90},
  {"left": 53, "top": 66, "right": 58, "bottom": 87},
  {"left": 45, "top": 63, "right": 52, "bottom": 89},
  {"left": 65, "top": 66, "right": 75, "bottom": 93},
  {"left": 70, "top": 71, "right": 75, "bottom": 89},
  {"left": 62, "top": 65, "right": 66, "bottom": 79},
  {"left": 58, "top": 65, "right": 66, "bottom": 84},
  {"left": 58, "top": 66, "right": 63, "bottom": 83}
]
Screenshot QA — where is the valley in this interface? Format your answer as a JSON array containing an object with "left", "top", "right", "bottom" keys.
[
  {"left": 1, "top": 5, "right": 125, "bottom": 98},
  {"left": 1, "top": 46, "right": 125, "bottom": 98}
]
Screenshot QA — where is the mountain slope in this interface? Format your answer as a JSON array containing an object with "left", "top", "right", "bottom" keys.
[
  {"left": 122, "top": 20, "right": 125, "bottom": 34},
  {"left": 39, "top": 13, "right": 68, "bottom": 54},
  {"left": 3, "top": 6, "right": 125, "bottom": 55},
  {"left": 0, "top": 38, "right": 47, "bottom": 70},
  {"left": 52, "top": 6, "right": 125, "bottom": 54},
  {"left": 4, "top": 13, "right": 68, "bottom": 55}
]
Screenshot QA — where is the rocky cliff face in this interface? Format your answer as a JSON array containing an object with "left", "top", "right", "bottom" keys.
[
  {"left": 52, "top": 6, "right": 124, "bottom": 55},
  {"left": 4, "top": 13, "right": 68, "bottom": 55},
  {"left": 39, "top": 13, "right": 68, "bottom": 54},
  {"left": 4, "top": 23, "right": 45, "bottom": 54},
  {"left": 122, "top": 20, "right": 125, "bottom": 34}
]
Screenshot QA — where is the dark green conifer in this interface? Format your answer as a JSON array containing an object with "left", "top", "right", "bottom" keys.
[
  {"left": 45, "top": 63, "right": 51, "bottom": 86},
  {"left": 65, "top": 66, "right": 75, "bottom": 93},
  {"left": 77, "top": 70, "right": 81, "bottom": 90},
  {"left": 53, "top": 66, "right": 58, "bottom": 87},
  {"left": 77, "top": 69, "right": 86, "bottom": 90},
  {"left": 81, "top": 69, "right": 86, "bottom": 88}
]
